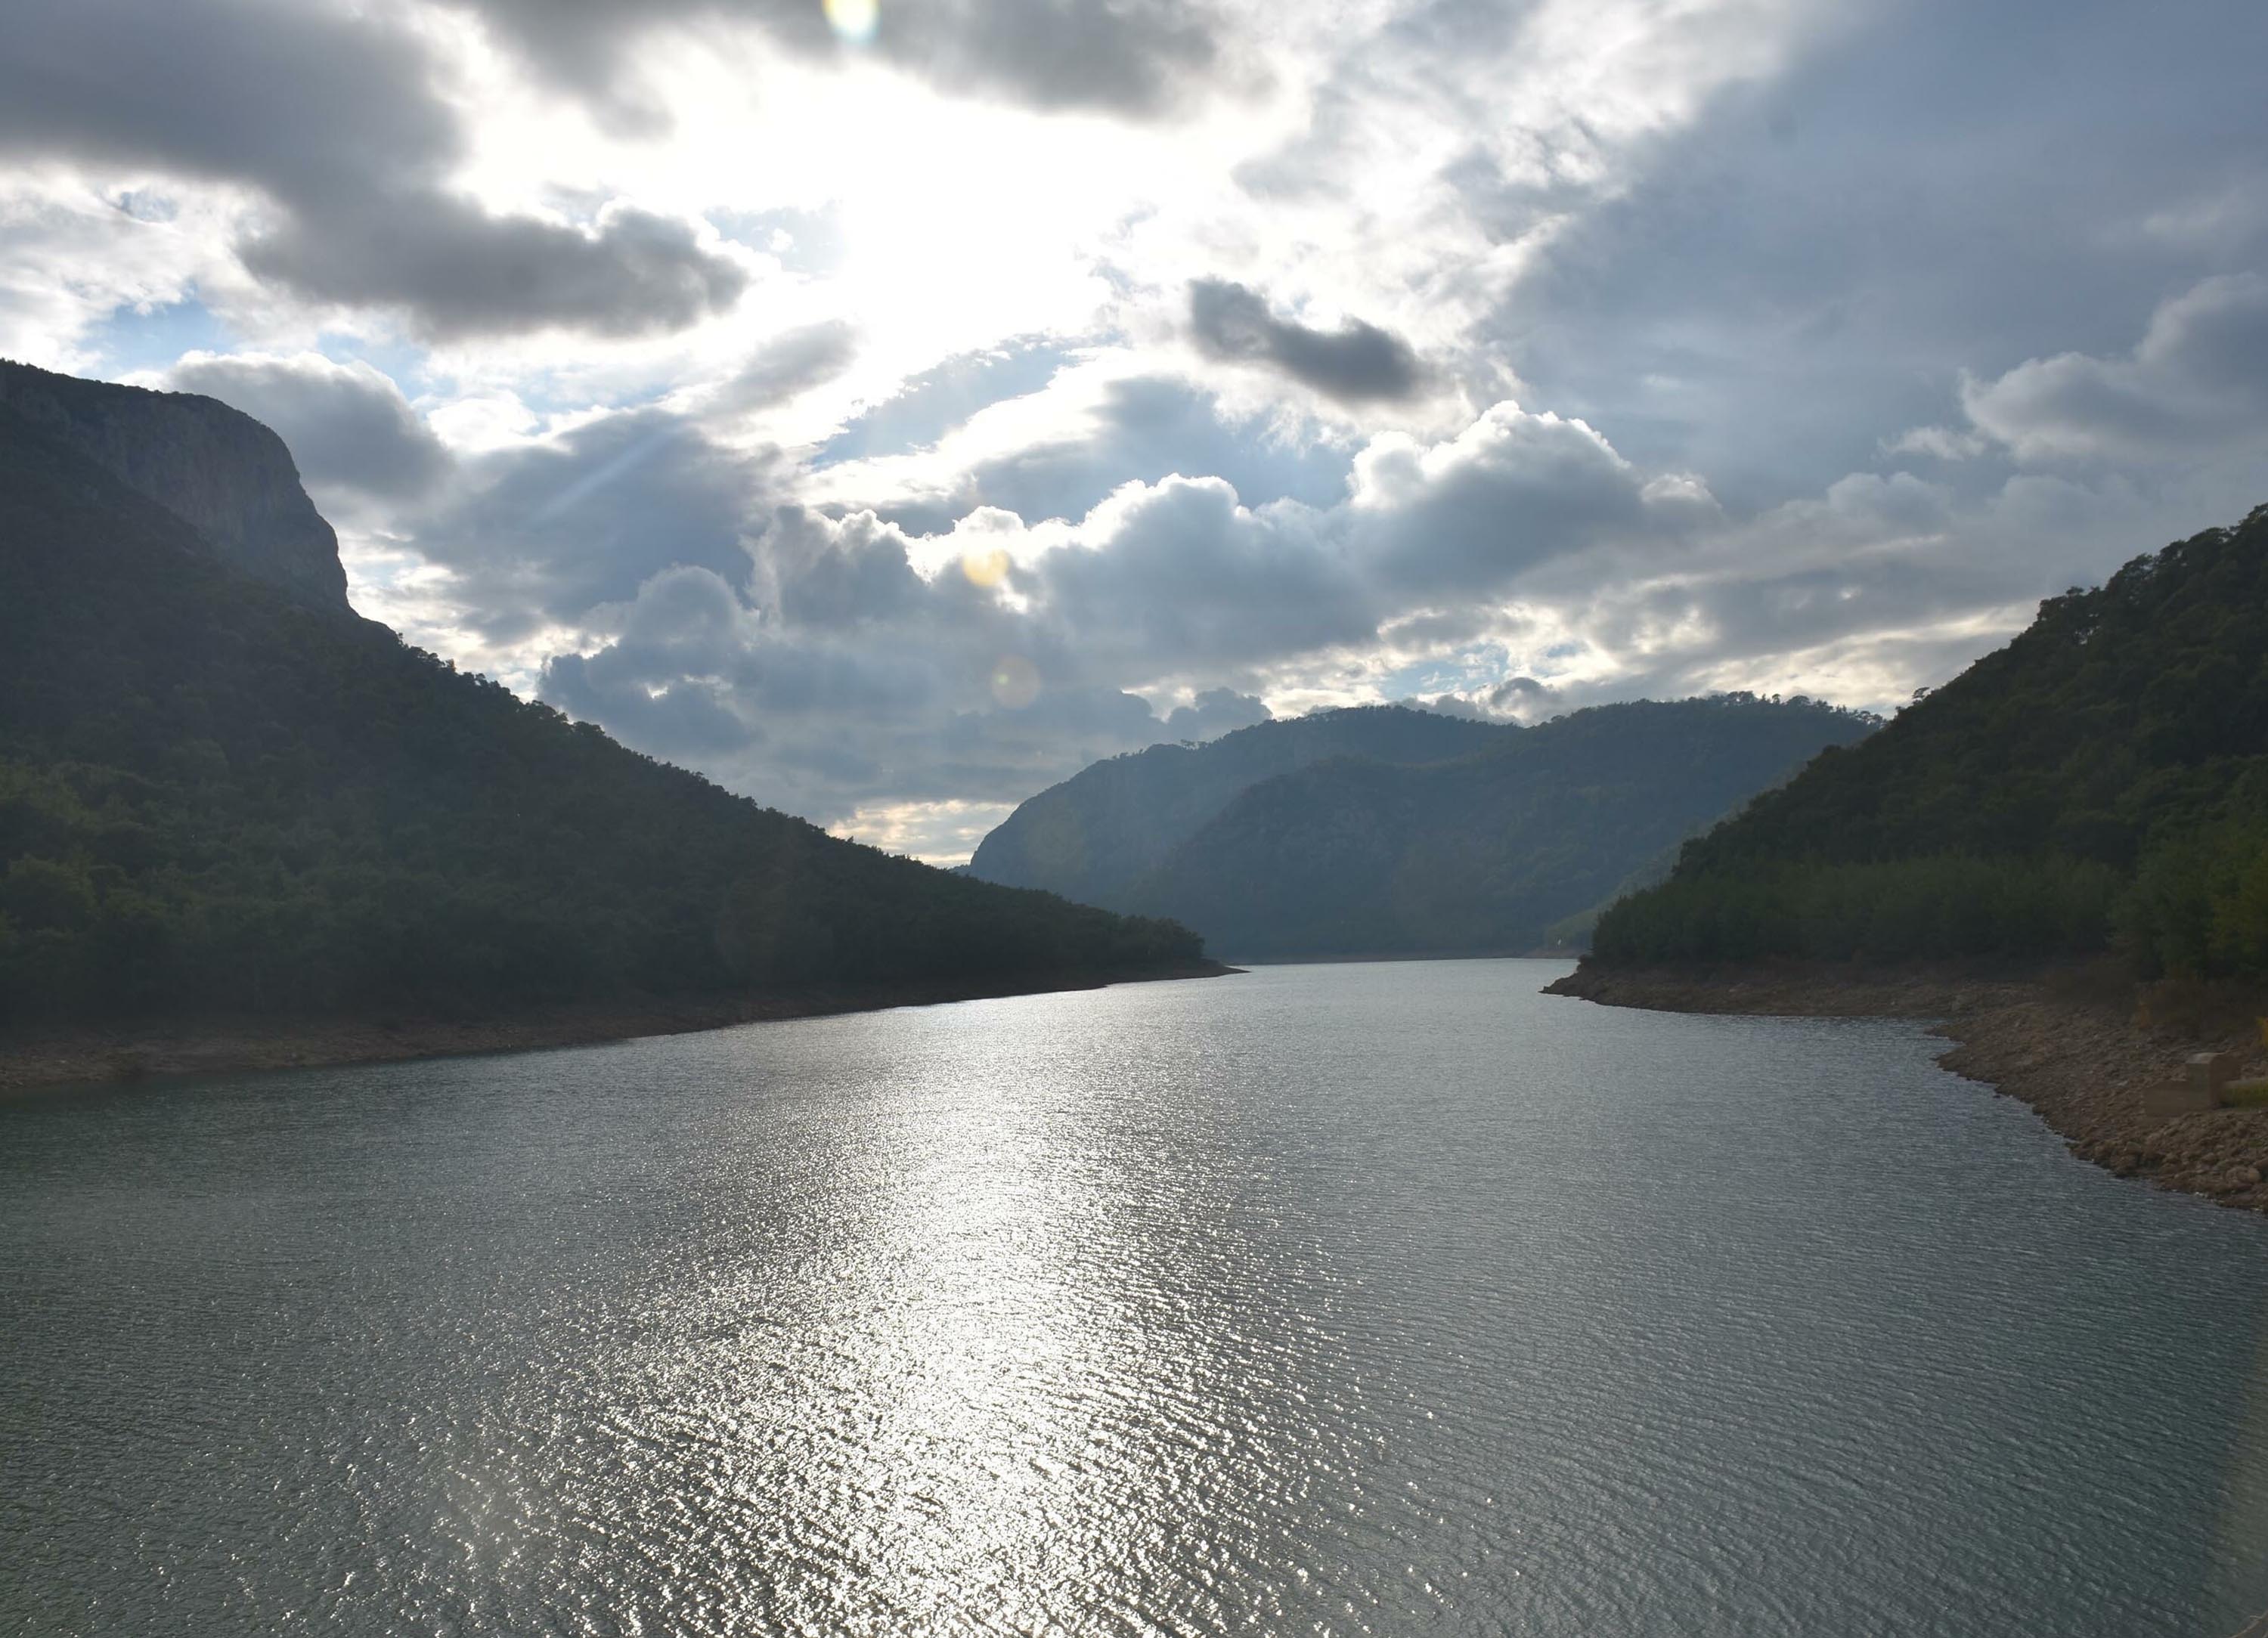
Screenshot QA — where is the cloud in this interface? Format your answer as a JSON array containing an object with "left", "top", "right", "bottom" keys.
[
  {"left": 715, "top": 320, "right": 861, "bottom": 415},
  {"left": 1486, "top": 0, "right": 2268, "bottom": 506},
  {"left": 1162, "top": 687, "right": 1272, "bottom": 742},
  {"left": 808, "top": 365, "right": 1359, "bottom": 534},
  {"left": 238, "top": 200, "right": 748, "bottom": 343},
  {"left": 1036, "top": 475, "right": 1374, "bottom": 670},
  {"left": 960, "top": 375, "right": 1356, "bottom": 525},
  {"left": 451, "top": 0, "right": 1228, "bottom": 127},
  {"left": 0, "top": 0, "right": 745, "bottom": 339},
  {"left": 454, "top": 396, "right": 1680, "bottom": 836},
  {"left": 1880, "top": 425, "right": 1990, "bottom": 462},
  {"left": 816, "top": 338, "right": 1068, "bottom": 464},
  {"left": 1486, "top": 674, "right": 1564, "bottom": 720},
  {"left": 1189, "top": 278, "right": 1428, "bottom": 403},
  {"left": 166, "top": 351, "right": 448, "bottom": 500},
  {"left": 1955, "top": 272, "right": 2268, "bottom": 461},
  {"left": 404, "top": 410, "right": 770, "bottom": 638},
  {"left": 1346, "top": 403, "right": 1659, "bottom": 598}
]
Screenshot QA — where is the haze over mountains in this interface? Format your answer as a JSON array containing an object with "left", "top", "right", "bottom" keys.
[
  {"left": 971, "top": 698, "right": 1876, "bottom": 959},
  {"left": 0, "top": 364, "right": 1201, "bottom": 1035}
]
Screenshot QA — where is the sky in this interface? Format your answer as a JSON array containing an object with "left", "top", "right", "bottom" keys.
[{"left": 4, "top": 0, "right": 2265, "bottom": 861}]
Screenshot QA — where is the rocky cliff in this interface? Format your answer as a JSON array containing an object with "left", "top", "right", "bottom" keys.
[{"left": 0, "top": 359, "right": 351, "bottom": 613}]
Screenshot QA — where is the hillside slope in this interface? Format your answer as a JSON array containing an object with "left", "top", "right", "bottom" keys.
[
  {"left": 968, "top": 705, "right": 1504, "bottom": 906},
  {"left": 0, "top": 375, "right": 1201, "bottom": 1034},
  {"left": 1588, "top": 506, "right": 2268, "bottom": 975},
  {"left": 1123, "top": 697, "right": 1876, "bottom": 958}
]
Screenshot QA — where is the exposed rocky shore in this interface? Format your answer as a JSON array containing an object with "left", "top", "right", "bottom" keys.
[
  {"left": 1546, "top": 961, "right": 2268, "bottom": 1214},
  {"left": 0, "top": 962, "right": 1236, "bottom": 1098}
]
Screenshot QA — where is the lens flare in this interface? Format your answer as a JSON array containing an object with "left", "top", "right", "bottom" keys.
[
  {"left": 960, "top": 546, "right": 1012, "bottom": 588},
  {"left": 989, "top": 655, "right": 1040, "bottom": 711},
  {"left": 824, "top": 0, "right": 878, "bottom": 44}
]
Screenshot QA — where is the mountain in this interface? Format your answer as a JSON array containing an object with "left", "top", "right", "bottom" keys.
[
  {"left": 971, "top": 697, "right": 1876, "bottom": 959},
  {"left": 0, "top": 364, "right": 1201, "bottom": 1033},
  {"left": 0, "top": 360, "right": 350, "bottom": 613},
  {"left": 1588, "top": 506, "right": 2268, "bottom": 977},
  {"left": 969, "top": 704, "right": 1503, "bottom": 908}
]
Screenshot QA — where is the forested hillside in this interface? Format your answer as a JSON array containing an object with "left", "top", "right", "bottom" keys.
[
  {"left": 1120, "top": 697, "right": 1875, "bottom": 958},
  {"left": 968, "top": 704, "right": 1504, "bottom": 907},
  {"left": 971, "top": 692, "right": 1873, "bottom": 959},
  {"left": 1591, "top": 506, "right": 2268, "bottom": 976},
  {"left": 0, "top": 380, "right": 1200, "bottom": 1032}
]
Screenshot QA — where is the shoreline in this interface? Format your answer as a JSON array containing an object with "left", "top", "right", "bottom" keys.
[
  {"left": 0, "top": 961, "right": 1238, "bottom": 1098},
  {"left": 1545, "top": 961, "right": 2268, "bottom": 1215}
]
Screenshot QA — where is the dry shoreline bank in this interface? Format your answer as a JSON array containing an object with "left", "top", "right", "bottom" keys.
[
  {"left": 1545, "top": 961, "right": 2268, "bottom": 1215},
  {"left": 0, "top": 961, "right": 1238, "bottom": 1098}
]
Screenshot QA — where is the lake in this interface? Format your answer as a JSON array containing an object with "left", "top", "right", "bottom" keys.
[{"left": 5, "top": 958, "right": 2266, "bottom": 1635}]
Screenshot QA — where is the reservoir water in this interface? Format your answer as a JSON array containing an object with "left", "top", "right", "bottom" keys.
[{"left": 5, "top": 958, "right": 2266, "bottom": 1636}]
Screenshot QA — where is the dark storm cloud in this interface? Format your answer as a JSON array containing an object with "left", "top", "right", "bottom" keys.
[
  {"left": 1189, "top": 279, "right": 1427, "bottom": 404},
  {"left": 451, "top": 0, "right": 1224, "bottom": 127},
  {"left": 0, "top": 0, "right": 745, "bottom": 338},
  {"left": 167, "top": 352, "right": 451, "bottom": 500}
]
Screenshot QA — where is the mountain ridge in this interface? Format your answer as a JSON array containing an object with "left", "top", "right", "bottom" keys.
[
  {"left": 1119, "top": 697, "right": 1877, "bottom": 958},
  {"left": 971, "top": 695, "right": 1877, "bottom": 959},
  {"left": 0, "top": 368, "right": 1207, "bottom": 1044},
  {"left": 968, "top": 703, "right": 1504, "bottom": 907}
]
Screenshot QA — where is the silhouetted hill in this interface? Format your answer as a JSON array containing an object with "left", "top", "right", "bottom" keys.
[
  {"left": 1120, "top": 698, "right": 1875, "bottom": 958},
  {"left": 968, "top": 704, "right": 1503, "bottom": 907},
  {"left": 1588, "top": 506, "right": 2268, "bottom": 976},
  {"left": 971, "top": 697, "right": 1875, "bottom": 958},
  {"left": 0, "top": 372, "right": 1201, "bottom": 1033}
]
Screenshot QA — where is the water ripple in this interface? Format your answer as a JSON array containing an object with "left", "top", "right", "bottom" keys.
[{"left": 5, "top": 960, "right": 2267, "bottom": 1635}]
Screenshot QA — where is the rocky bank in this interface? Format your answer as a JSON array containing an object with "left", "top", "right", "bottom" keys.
[{"left": 1546, "top": 961, "right": 2268, "bottom": 1215}]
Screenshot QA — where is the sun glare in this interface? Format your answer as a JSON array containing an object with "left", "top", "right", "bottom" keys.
[
  {"left": 960, "top": 546, "right": 1012, "bottom": 588},
  {"left": 989, "top": 655, "right": 1040, "bottom": 710},
  {"left": 824, "top": 0, "right": 878, "bottom": 45}
]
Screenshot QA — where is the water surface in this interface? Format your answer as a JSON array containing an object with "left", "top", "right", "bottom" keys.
[{"left": 5, "top": 959, "right": 2266, "bottom": 1635}]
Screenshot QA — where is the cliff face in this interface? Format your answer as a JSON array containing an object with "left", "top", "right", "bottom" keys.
[{"left": 0, "top": 360, "right": 351, "bottom": 614}]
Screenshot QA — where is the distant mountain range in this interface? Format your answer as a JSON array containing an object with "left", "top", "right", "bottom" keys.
[
  {"left": 0, "top": 362, "right": 1202, "bottom": 1035},
  {"left": 1587, "top": 506, "right": 2268, "bottom": 978},
  {"left": 970, "top": 697, "right": 1878, "bottom": 959}
]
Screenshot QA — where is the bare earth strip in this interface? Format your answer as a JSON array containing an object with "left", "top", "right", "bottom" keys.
[
  {"left": 0, "top": 963, "right": 1238, "bottom": 1098},
  {"left": 1545, "top": 962, "right": 2268, "bottom": 1215}
]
